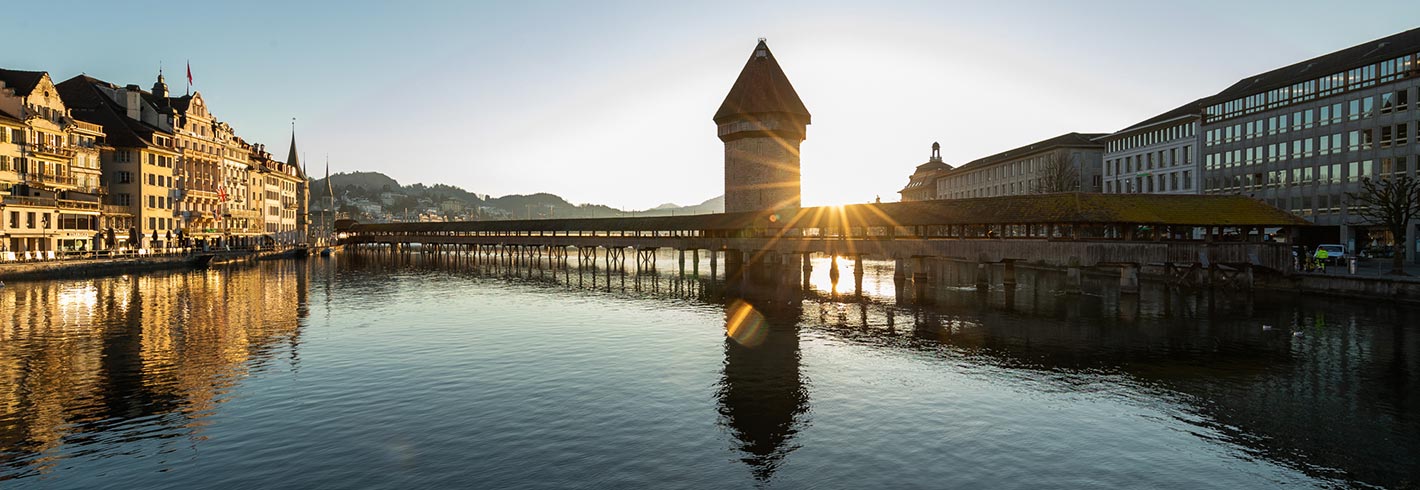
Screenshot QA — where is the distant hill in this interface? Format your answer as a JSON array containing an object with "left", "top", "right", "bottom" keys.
[
  {"left": 325, "top": 171, "right": 401, "bottom": 192},
  {"left": 310, "top": 171, "right": 722, "bottom": 221}
]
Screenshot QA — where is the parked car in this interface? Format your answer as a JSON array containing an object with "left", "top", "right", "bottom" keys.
[{"left": 1316, "top": 244, "right": 1347, "bottom": 265}]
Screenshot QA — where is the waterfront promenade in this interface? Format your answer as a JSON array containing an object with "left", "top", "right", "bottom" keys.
[{"left": 0, "top": 245, "right": 310, "bottom": 281}]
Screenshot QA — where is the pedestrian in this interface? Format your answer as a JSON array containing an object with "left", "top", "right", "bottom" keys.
[{"left": 1313, "top": 246, "right": 1329, "bottom": 273}]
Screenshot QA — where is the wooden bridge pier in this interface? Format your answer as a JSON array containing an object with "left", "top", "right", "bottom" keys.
[
  {"left": 636, "top": 247, "right": 657, "bottom": 275},
  {"left": 801, "top": 253, "right": 813, "bottom": 291},
  {"left": 853, "top": 255, "right": 864, "bottom": 296},
  {"left": 709, "top": 249, "right": 718, "bottom": 284}
]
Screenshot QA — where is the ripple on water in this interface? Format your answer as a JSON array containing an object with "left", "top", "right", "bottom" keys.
[{"left": 0, "top": 257, "right": 1412, "bottom": 489}]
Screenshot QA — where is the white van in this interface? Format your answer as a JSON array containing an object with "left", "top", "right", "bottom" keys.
[{"left": 1316, "top": 244, "right": 1346, "bottom": 265}]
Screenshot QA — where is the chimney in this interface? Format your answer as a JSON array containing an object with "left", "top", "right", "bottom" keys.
[{"left": 124, "top": 84, "right": 142, "bottom": 120}]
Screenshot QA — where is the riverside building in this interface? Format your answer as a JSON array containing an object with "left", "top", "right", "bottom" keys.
[
  {"left": 898, "top": 142, "right": 952, "bottom": 201},
  {"left": 1099, "top": 101, "right": 1201, "bottom": 195},
  {"left": 0, "top": 69, "right": 105, "bottom": 255},
  {"left": 56, "top": 75, "right": 181, "bottom": 247},
  {"left": 1200, "top": 27, "right": 1420, "bottom": 259},
  {"left": 934, "top": 132, "right": 1106, "bottom": 199}
]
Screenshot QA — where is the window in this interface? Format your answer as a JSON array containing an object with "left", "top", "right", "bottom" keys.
[
  {"left": 1399, "top": 123, "right": 1409, "bottom": 146},
  {"left": 1382, "top": 127, "right": 1394, "bottom": 148}
]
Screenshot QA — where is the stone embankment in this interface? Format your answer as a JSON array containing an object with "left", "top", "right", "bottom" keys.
[
  {"left": 1259, "top": 273, "right": 1420, "bottom": 304},
  {"left": 0, "top": 255, "right": 203, "bottom": 281},
  {"left": 0, "top": 247, "right": 309, "bottom": 282}
]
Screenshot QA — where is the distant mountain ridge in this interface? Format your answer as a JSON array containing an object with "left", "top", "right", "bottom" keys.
[{"left": 310, "top": 171, "right": 722, "bottom": 221}]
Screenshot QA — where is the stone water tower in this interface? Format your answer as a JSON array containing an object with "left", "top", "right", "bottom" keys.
[{"left": 715, "top": 39, "right": 811, "bottom": 213}]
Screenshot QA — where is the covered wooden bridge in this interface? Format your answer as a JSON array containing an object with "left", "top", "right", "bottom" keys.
[{"left": 337, "top": 193, "right": 1310, "bottom": 295}]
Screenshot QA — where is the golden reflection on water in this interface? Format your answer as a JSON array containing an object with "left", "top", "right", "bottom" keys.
[{"left": 0, "top": 262, "right": 307, "bottom": 477}]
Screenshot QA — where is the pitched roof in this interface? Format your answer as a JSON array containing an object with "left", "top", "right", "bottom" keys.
[
  {"left": 951, "top": 132, "right": 1107, "bottom": 172},
  {"left": 55, "top": 75, "right": 173, "bottom": 149},
  {"left": 0, "top": 68, "right": 47, "bottom": 97},
  {"left": 0, "top": 107, "right": 22, "bottom": 125},
  {"left": 1107, "top": 99, "right": 1204, "bottom": 136},
  {"left": 1211, "top": 27, "right": 1420, "bottom": 103},
  {"left": 714, "top": 40, "right": 811, "bottom": 124},
  {"left": 348, "top": 193, "right": 1308, "bottom": 233},
  {"left": 287, "top": 130, "right": 300, "bottom": 169}
]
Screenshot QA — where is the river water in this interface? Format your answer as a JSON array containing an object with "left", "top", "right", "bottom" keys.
[{"left": 1, "top": 251, "right": 1417, "bottom": 489}]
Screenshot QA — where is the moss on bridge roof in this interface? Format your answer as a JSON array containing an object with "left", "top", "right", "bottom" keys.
[{"left": 346, "top": 193, "right": 1309, "bottom": 234}]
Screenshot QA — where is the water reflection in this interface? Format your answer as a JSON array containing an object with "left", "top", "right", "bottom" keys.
[
  {"left": 717, "top": 297, "right": 809, "bottom": 482},
  {"left": 4, "top": 247, "right": 1417, "bottom": 488},
  {"left": 336, "top": 247, "right": 1420, "bottom": 488},
  {"left": 0, "top": 262, "right": 308, "bottom": 480}
]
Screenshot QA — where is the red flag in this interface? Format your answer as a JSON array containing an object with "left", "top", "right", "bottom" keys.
[{"left": 186, "top": 61, "right": 193, "bottom": 85}]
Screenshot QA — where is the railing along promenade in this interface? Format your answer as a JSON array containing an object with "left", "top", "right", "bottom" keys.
[{"left": 339, "top": 193, "right": 1312, "bottom": 293}]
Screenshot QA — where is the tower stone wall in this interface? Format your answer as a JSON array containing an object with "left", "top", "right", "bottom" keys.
[
  {"left": 722, "top": 126, "right": 803, "bottom": 212},
  {"left": 715, "top": 39, "right": 810, "bottom": 214}
]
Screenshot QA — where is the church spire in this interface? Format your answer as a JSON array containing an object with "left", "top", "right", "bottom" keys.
[{"left": 287, "top": 118, "right": 300, "bottom": 167}]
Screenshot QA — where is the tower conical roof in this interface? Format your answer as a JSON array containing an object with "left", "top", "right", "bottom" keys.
[
  {"left": 713, "top": 40, "right": 810, "bottom": 124},
  {"left": 287, "top": 129, "right": 300, "bottom": 167}
]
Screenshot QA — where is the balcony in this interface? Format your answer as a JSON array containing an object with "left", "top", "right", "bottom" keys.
[
  {"left": 67, "top": 119, "right": 104, "bottom": 135},
  {"left": 1, "top": 194, "right": 56, "bottom": 207},
  {"left": 103, "top": 204, "right": 133, "bottom": 216},
  {"left": 25, "top": 142, "right": 76, "bottom": 158},
  {"left": 20, "top": 173, "right": 78, "bottom": 187},
  {"left": 58, "top": 199, "right": 102, "bottom": 212}
]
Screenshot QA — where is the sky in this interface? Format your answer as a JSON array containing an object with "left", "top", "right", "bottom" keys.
[{"left": 8, "top": 1, "right": 1418, "bottom": 210}]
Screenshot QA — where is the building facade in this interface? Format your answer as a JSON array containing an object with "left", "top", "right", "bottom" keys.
[
  {"left": 161, "top": 90, "right": 224, "bottom": 238},
  {"left": 56, "top": 75, "right": 181, "bottom": 248},
  {"left": 716, "top": 39, "right": 811, "bottom": 213},
  {"left": 898, "top": 142, "right": 952, "bottom": 201},
  {"left": 1200, "top": 28, "right": 1420, "bottom": 261},
  {"left": 1100, "top": 101, "right": 1201, "bottom": 195},
  {"left": 935, "top": 132, "right": 1106, "bottom": 199},
  {"left": 0, "top": 69, "right": 105, "bottom": 254}
]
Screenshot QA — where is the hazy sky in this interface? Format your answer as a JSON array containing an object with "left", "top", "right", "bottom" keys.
[{"left": 9, "top": 1, "right": 1417, "bottom": 209}]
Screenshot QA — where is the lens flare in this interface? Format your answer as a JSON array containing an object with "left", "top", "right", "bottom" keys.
[{"left": 725, "top": 299, "right": 767, "bottom": 348}]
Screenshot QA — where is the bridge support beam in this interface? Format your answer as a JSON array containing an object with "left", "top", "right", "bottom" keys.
[
  {"left": 913, "top": 256, "right": 931, "bottom": 304},
  {"left": 975, "top": 261, "right": 990, "bottom": 291},
  {"left": 802, "top": 253, "right": 813, "bottom": 290},
  {"left": 893, "top": 258, "right": 908, "bottom": 302},
  {"left": 709, "top": 250, "right": 718, "bottom": 282},
  {"left": 853, "top": 255, "right": 864, "bottom": 296},
  {"left": 1002, "top": 260, "right": 1017, "bottom": 290},
  {"left": 1120, "top": 263, "right": 1140, "bottom": 295},
  {"left": 636, "top": 248, "right": 657, "bottom": 275}
]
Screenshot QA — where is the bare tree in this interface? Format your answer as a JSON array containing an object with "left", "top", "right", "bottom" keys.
[
  {"left": 1345, "top": 175, "right": 1420, "bottom": 275},
  {"left": 1031, "top": 151, "right": 1080, "bottom": 194}
]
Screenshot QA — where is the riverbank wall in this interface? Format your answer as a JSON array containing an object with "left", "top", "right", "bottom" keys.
[
  {"left": 0, "top": 255, "right": 204, "bottom": 282},
  {"left": 1257, "top": 273, "right": 1420, "bottom": 303},
  {"left": 0, "top": 247, "right": 309, "bottom": 282}
]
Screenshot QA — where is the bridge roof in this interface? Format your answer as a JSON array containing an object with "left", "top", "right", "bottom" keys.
[{"left": 346, "top": 193, "right": 1308, "bottom": 234}]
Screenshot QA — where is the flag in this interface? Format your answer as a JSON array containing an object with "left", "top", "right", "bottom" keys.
[{"left": 186, "top": 61, "right": 193, "bottom": 85}]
